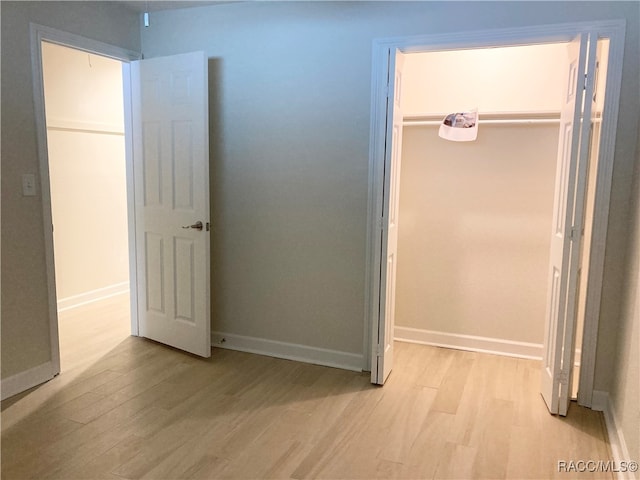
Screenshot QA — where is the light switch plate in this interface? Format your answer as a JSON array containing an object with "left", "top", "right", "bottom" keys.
[{"left": 22, "top": 174, "right": 36, "bottom": 196}]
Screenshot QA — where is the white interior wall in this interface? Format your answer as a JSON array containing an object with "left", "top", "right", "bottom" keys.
[
  {"left": 136, "top": 2, "right": 639, "bottom": 374},
  {"left": 402, "top": 44, "right": 568, "bottom": 116},
  {"left": 610, "top": 124, "right": 640, "bottom": 463},
  {"left": 395, "top": 44, "right": 566, "bottom": 353},
  {"left": 42, "top": 42, "right": 129, "bottom": 304},
  {"left": 1, "top": 1, "right": 637, "bottom": 409}
]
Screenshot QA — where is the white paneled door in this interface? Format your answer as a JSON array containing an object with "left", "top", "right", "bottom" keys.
[
  {"left": 131, "top": 51, "right": 210, "bottom": 357},
  {"left": 540, "top": 34, "right": 597, "bottom": 415},
  {"left": 375, "top": 49, "right": 405, "bottom": 384}
]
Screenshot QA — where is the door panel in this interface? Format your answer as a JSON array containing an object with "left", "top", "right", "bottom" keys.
[
  {"left": 375, "top": 49, "right": 404, "bottom": 384},
  {"left": 540, "top": 34, "right": 596, "bottom": 415},
  {"left": 557, "top": 36, "right": 598, "bottom": 415},
  {"left": 132, "top": 51, "right": 210, "bottom": 358},
  {"left": 145, "top": 232, "right": 165, "bottom": 313}
]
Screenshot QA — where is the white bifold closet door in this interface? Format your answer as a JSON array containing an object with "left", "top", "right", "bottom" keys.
[
  {"left": 374, "top": 49, "right": 405, "bottom": 385},
  {"left": 131, "top": 51, "right": 211, "bottom": 358},
  {"left": 540, "top": 33, "right": 598, "bottom": 416}
]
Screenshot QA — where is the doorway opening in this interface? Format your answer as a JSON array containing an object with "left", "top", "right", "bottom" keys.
[
  {"left": 32, "top": 24, "right": 212, "bottom": 385},
  {"left": 365, "top": 21, "right": 625, "bottom": 416},
  {"left": 392, "top": 40, "right": 608, "bottom": 404},
  {"left": 40, "top": 41, "right": 132, "bottom": 372}
]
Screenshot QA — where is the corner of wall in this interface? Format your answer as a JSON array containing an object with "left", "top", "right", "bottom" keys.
[
  {"left": 1, "top": 362, "right": 55, "bottom": 401},
  {"left": 593, "top": 390, "right": 638, "bottom": 480}
]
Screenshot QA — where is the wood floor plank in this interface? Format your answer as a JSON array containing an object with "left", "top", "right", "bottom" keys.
[
  {"left": 469, "top": 398, "right": 515, "bottom": 479},
  {"left": 401, "top": 410, "right": 457, "bottom": 479},
  {"left": 1, "top": 368, "right": 125, "bottom": 432},
  {"left": 214, "top": 409, "right": 311, "bottom": 479},
  {"left": 0, "top": 415, "right": 84, "bottom": 479},
  {"left": 415, "top": 345, "right": 457, "bottom": 388},
  {"left": 506, "top": 424, "right": 547, "bottom": 479},
  {"left": 0, "top": 295, "right": 615, "bottom": 480},
  {"left": 51, "top": 434, "right": 146, "bottom": 480},
  {"left": 111, "top": 416, "right": 213, "bottom": 479},
  {"left": 429, "top": 349, "right": 476, "bottom": 414},
  {"left": 433, "top": 441, "right": 477, "bottom": 480},
  {"left": 376, "top": 385, "right": 438, "bottom": 464},
  {"left": 138, "top": 425, "right": 233, "bottom": 479},
  {"left": 287, "top": 373, "right": 371, "bottom": 448},
  {"left": 290, "top": 381, "right": 385, "bottom": 479}
]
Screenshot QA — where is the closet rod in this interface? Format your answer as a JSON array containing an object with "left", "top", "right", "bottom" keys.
[
  {"left": 403, "top": 111, "right": 564, "bottom": 127},
  {"left": 403, "top": 118, "right": 560, "bottom": 126}
]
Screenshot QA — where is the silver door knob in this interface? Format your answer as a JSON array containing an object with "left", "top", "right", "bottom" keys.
[{"left": 182, "top": 221, "right": 203, "bottom": 231}]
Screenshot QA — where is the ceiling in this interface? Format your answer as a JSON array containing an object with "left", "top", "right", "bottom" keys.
[{"left": 118, "top": 1, "right": 237, "bottom": 13}]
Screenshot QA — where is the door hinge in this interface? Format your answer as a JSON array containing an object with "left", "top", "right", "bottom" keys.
[
  {"left": 378, "top": 217, "right": 384, "bottom": 231},
  {"left": 555, "top": 370, "right": 570, "bottom": 385},
  {"left": 583, "top": 73, "right": 588, "bottom": 90},
  {"left": 206, "top": 222, "right": 210, "bottom": 232},
  {"left": 569, "top": 225, "right": 583, "bottom": 239},
  {"left": 569, "top": 225, "right": 578, "bottom": 240},
  {"left": 376, "top": 344, "right": 383, "bottom": 356}
]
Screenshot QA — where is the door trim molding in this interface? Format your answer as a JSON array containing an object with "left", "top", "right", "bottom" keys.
[
  {"left": 365, "top": 20, "right": 626, "bottom": 406},
  {"left": 29, "top": 23, "right": 141, "bottom": 377}
]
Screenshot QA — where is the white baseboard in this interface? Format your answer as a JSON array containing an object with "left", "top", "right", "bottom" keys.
[
  {"left": 211, "top": 331, "right": 364, "bottom": 372},
  {"left": 57, "top": 281, "right": 129, "bottom": 312},
  {"left": 47, "top": 118, "right": 125, "bottom": 135},
  {"left": 1, "top": 361, "right": 56, "bottom": 401},
  {"left": 592, "top": 390, "right": 636, "bottom": 480},
  {"left": 394, "top": 326, "right": 543, "bottom": 360}
]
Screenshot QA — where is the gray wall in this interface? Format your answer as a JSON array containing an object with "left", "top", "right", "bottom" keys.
[
  {"left": 0, "top": 1, "right": 140, "bottom": 378},
  {"left": 1, "top": 4, "right": 638, "bottom": 445},
  {"left": 610, "top": 123, "right": 640, "bottom": 463},
  {"left": 139, "top": 0, "right": 640, "bottom": 381},
  {"left": 396, "top": 124, "right": 558, "bottom": 345}
]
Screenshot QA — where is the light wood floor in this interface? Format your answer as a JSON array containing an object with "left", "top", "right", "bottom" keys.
[
  {"left": 58, "top": 293, "right": 132, "bottom": 373},
  {"left": 2, "top": 297, "right": 612, "bottom": 479}
]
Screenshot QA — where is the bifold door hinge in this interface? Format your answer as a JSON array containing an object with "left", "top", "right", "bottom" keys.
[
  {"left": 378, "top": 217, "right": 384, "bottom": 231},
  {"left": 569, "top": 226, "right": 579, "bottom": 240},
  {"left": 555, "top": 370, "right": 570, "bottom": 386},
  {"left": 569, "top": 225, "right": 584, "bottom": 239},
  {"left": 376, "top": 344, "right": 383, "bottom": 357}
]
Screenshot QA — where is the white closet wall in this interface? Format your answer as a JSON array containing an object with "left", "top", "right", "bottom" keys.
[
  {"left": 402, "top": 44, "right": 568, "bottom": 116},
  {"left": 396, "top": 44, "right": 566, "bottom": 356},
  {"left": 42, "top": 43, "right": 129, "bottom": 307}
]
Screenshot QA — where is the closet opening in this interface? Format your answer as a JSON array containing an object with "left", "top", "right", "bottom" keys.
[
  {"left": 366, "top": 21, "right": 624, "bottom": 417},
  {"left": 40, "top": 41, "right": 132, "bottom": 372},
  {"left": 393, "top": 41, "right": 607, "bottom": 404},
  {"left": 395, "top": 43, "right": 568, "bottom": 368}
]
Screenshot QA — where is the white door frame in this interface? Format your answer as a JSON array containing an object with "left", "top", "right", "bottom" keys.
[
  {"left": 30, "top": 24, "right": 141, "bottom": 375},
  {"left": 364, "top": 20, "right": 625, "bottom": 407}
]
